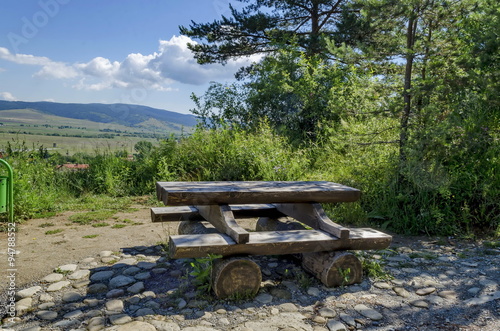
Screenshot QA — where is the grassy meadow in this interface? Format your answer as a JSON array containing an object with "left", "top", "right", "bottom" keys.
[{"left": 0, "top": 108, "right": 174, "bottom": 155}]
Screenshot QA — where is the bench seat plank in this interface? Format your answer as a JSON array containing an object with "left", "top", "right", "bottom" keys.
[
  {"left": 168, "top": 228, "right": 392, "bottom": 258},
  {"left": 156, "top": 181, "right": 361, "bottom": 206},
  {"left": 151, "top": 204, "right": 283, "bottom": 222}
]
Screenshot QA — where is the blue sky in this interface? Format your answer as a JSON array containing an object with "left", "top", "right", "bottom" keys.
[{"left": 0, "top": 0, "right": 255, "bottom": 114}]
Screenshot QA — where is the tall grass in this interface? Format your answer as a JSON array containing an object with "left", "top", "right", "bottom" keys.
[{"left": 1, "top": 119, "right": 498, "bottom": 238}]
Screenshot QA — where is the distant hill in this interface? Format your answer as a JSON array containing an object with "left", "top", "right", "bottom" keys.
[{"left": 0, "top": 100, "right": 197, "bottom": 128}]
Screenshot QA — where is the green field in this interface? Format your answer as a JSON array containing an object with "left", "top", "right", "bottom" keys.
[
  {"left": 0, "top": 108, "right": 177, "bottom": 154},
  {"left": 0, "top": 132, "right": 160, "bottom": 155}
]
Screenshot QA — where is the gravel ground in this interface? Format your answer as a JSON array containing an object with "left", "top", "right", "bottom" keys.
[{"left": 1, "top": 230, "right": 499, "bottom": 331}]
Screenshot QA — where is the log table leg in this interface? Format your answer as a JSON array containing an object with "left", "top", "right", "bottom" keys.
[{"left": 256, "top": 217, "right": 363, "bottom": 287}]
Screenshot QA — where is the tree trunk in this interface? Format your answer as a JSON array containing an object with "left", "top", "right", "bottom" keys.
[{"left": 399, "top": 15, "right": 418, "bottom": 171}]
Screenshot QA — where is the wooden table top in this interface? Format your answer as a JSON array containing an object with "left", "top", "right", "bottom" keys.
[{"left": 156, "top": 181, "right": 361, "bottom": 206}]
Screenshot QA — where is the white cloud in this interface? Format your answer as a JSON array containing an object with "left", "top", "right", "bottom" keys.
[
  {"left": 0, "top": 91, "right": 17, "bottom": 101},
  {"left": 0, "top": 47, "right": 78, "bottom": 79},
  {"left": 0, "top": 36, "right": 261, "bottom": 91}
]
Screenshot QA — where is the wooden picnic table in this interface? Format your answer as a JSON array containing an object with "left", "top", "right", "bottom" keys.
[{"left": 152, "top": 181, "right": 392, "bottom": 297}]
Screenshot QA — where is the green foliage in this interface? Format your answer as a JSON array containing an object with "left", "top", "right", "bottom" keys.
[
  {"left": 45, "top": 229, "right": 63, "bottom": 235},
  {"left": 152, "top": 123, "right": 309, "bottom": 181},
  {"left": 338, "top": 267, "right": 351, "bottom": 287},
  {"left": 189, "top": 254, "right": 222, "bottom": 294},
  {"left": 361, "top": 258, "right": 392, "bottom": 281},
  {"left": 69, "top": 210, "right": 116, "bottom": 225}
]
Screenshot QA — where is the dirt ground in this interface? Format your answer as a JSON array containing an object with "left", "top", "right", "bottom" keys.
[{"left": 0, "top": 204, "right": 179, "bottom": 289}]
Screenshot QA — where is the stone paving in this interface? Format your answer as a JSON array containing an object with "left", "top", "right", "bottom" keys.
[{"left": 1, "top": 239, "right": 499, "bottom": 331}]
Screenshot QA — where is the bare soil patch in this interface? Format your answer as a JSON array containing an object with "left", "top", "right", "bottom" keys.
[{"left": 0, "top": 204, "right": 177, "bottom": 289}]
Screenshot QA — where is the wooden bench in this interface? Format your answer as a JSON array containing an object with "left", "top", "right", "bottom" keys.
[{"left": 152, "top": 181, "right": 392, "bottom": 298}]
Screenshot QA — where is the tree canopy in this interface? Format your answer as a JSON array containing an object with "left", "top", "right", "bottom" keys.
[{"left": 180, "top": 0, "right": 354, "bottom": 63}]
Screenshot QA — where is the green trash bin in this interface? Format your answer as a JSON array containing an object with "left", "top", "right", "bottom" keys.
[
  {"left": 0, "top": 159, "right": 13, "bottom": 222},
  {"left": 0, "top": 176, "right": 6, "bottom": 213}
]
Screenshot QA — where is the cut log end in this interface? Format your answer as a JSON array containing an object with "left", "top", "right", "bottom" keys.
[
  {"left": 211, "top": 258, "right": 262, "bottom": 299},
  {"left": 302, "top": 251, "right": 362, "bottom": 287}
]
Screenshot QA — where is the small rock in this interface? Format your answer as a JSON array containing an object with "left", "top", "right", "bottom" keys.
[
  {"left": 327, "top": 320, "right": 347, "bottom": 331},
  {"left": 318, "top": 307, "right": 336, "bottom": 318},
  {"left": 143, "top": 291, "right": 156, "bottom": 298},
  {"left": 114, "top": 258, "right": 138, "bottom": 267},
  {"left": 410, "top": 300, "right": 429, "bottom": 308},
  {"left": 84, "top": 298, "right": 100, "bottom": 307},
  {"left": 393, "top": 287, "right": 410, "bottom": 298},
  {"left": 57, "top": 264, "right": 78, "bottom": 272},
  {"left": 479, "top": 278, "right": 497, "bottom": 287},
  {"left": 114, "top": 321, "right": 156, "bottom": 331},
  {"left": 72, "top": 279, "right": 90, "bottom": 288},
  {"left": 465, "top": 291, "right": 500, "bottom": 306},
  {"left": 16, "top": 297, "right": 32, "bottom": 308},
  {"left": 137, "top": 261, "right": 156, "bottom": 269},
  {"left": 255, "top": 293, "right": 273, "bottom": 304},
  {"left": 53, "top": 319, "right": 78, "bottom": 328},
  {"left": 109, "top": 275, "right": 135, "bottom": 288},
  {"left": 308, "top": 287, "right": 321, "bottom": 296},
  {"left": 281, "top": 280, "right": 299, "bottom": 291},
  {"left": 88, "top": 316, "right": 106, "bottom": 330},
  {"left": 134, "top": 272, "right": 151, "bottom": 280},
  {"left": 354, "top": 304, "right": 383, "bottom": 321},
  {"left": 109, "top": 314, "right": 133, "bottom": 325},
  {"left": 39, "top": 293, "right": 53, "bottom": 302},
  {"left": 135, "top": 308, "right": 156, "bottom": 316},
  {"left": 438, "top": 290, "right": 458, "bottom": 300},
  {"left": 68, "top": 269, "right": 90, "bottom": 280},
  {"left": 107, "top": 288, "right": 125, "bottom": 298},
  {"left": 468, "top": 287, "right": 481, "bottom": 295},
  {"left": 416, "top": 287, "right": 436, "bottom": 296},
  {"left": 46, "top": 281, "right": 71, "bottom": 292},
  {"left": 62, "top": 291, "right": 82, "bottom": 303},
  {"left": 127, "top": 282, "right": 145, "bottom": 294},
  {"left": 106, "top": 299, "right": 124, "bottom": 312},
  {"left": 402, "top": 268, "right": 420, "bottom": 274},
  {"left": 279, "top": 303, "right": 298, "bottom": 312},
  {"left": 36, "top": 310, "right": 58, "bottom": 320},
  {"left": 38, "top": 302, "right": 55, "bottom": 309},
  {"left": 374, "top": 282, "right": 392, "bottom": 289},
  {"left": 123, "top": 266, "right": 141, "bottom": 275},
  {"left": 99, "top": 250, "right": 114, "bottom": 257},
  {"left": 313, "top": 316, "right": 327, "bottom": 324},
  {"left": 270, "top": 288, "right": 292, "bottom": 299},
  {"left": 148, "top": 320, "right": 181, "bottom": 331},
  {"left": 16, "top": 286, "right": 42, "bottom": 299},
  {"left": 90, "top": 270, "right": 114, "bottom": 282},
  {"left": 177, "top": 299, "right": 187, "bottom": 309},
  {"left": 87, "top": 283, "right": 108, "bottom": 294},
  {"left": 63, "top": 309, "right": 83, "bottom": 319},
  {"left": 41, "top": 273, "right": 64, "bottom": 283}
]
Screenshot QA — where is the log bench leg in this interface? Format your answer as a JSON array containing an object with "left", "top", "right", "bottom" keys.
[
  {"left": 302, "top": 251, "right": 362, "bottom": 287},
  {"left": 178, "top": 220, "right": 262, "bottom": 299},
  {"left": 211, "top": 258, "right": 261, "bottom": 299},
  {"left": 256, "top": 217, "right": 363, "bottom": 287}
]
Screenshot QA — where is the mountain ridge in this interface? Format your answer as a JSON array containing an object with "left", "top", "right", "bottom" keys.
[{"left": 0, "top": 100, "right": 197, "bottom": 128}]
